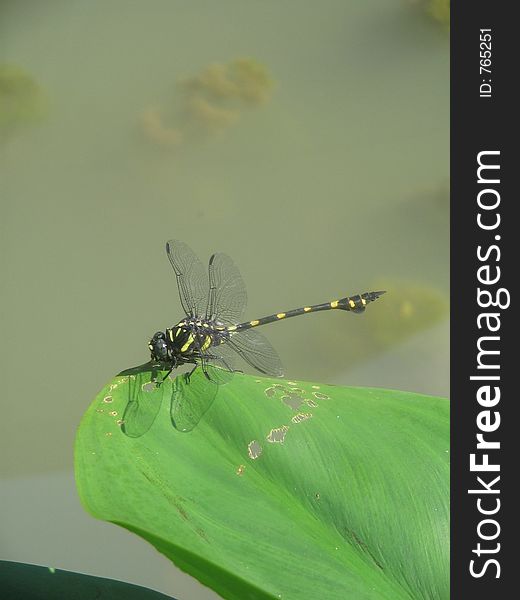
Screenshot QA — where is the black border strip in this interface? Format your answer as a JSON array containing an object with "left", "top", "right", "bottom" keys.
[{"left": 451, "top": 2, "right": 515, "bottom": 596}]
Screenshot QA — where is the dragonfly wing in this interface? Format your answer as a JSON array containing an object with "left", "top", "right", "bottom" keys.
[
  {"left": 206, "top": 252, "right": 247, "bottom": 324},
  {"left": 166, "top": 240, "right": 209, "bottom": 317},
  {"left": 120, "top": 363, "right": 166, "bottom": 438},
  {"left": 170, "top": 368, "right": 218, "bottom": 433},
  {"left": 170, "top": 336, "right": 233, "bottom": 432},
  {"left": 203, "top": 342, "right": 236, "bottom": 385},
  {"left": 226, "top": 329, "right": 284, "bottom": 377}
]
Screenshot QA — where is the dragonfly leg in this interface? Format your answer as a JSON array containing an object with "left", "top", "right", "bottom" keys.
[
  {"left": 219, "top": 356, "right": 235, "bottom": 373},
  {"left": 158, "top": 358, "right": 179, "bottom": 384},
  {"left": 160, "top": 368, "right": 173, "bottom": 383},
  {"left": 185, "top": 362, "right": 199, "bottom": 384}
]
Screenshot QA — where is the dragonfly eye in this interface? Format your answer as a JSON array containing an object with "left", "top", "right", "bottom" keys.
[
  {"left": 149, "top": 336, "right": 169, "bottom": 361},
  {"left": 149, "top": 332, "right": 168, "bottom": 354}
]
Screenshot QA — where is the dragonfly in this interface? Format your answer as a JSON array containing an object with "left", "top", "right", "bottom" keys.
[{"left": 120, "top": 240, "right": 385, "bottom": 436}]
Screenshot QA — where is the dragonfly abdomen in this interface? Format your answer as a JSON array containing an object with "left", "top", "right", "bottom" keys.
[
  {"left": 336, "top": 291, "right": 386, "bottom": 313},
  {"left": 231, "top": 290, "right": 386, "bottom": 331}
]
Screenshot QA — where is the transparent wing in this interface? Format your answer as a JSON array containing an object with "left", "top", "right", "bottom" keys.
[
  {"left": 170, "top": 338, "right": 236, "bottom": 433},
  {"left": 166, "top": 240, "right": 209, "bottom": 317},
  {"left": 226, "top": 329, "right": 284, "bottom": 377},
  {"left": 193, "top": 333, "right": 235, "bottom": 385},
  {"left": 206, "top": 252, "right": 247, "bottom": 324},
  {"left": 170, "top": 367, "right": 218, "bottom": 433},
  {"left": 120, "top": 363, "right": 166, "bottom": 438},
  {"left": 203, "top": 342, "right": 236, "bottom": 385}
]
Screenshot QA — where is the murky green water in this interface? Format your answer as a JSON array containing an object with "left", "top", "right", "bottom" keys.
[{"left": 1, "top": 1, "right": 448, "bottom": 597}]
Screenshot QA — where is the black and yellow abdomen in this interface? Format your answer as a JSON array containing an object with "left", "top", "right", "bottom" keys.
[{"left": 227, "top": 290, "right": 386, "bottom": 332}]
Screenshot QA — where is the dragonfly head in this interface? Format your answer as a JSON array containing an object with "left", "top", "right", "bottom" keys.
[{"left": 148, "top": 331, "right": 169, "bottom": 362}]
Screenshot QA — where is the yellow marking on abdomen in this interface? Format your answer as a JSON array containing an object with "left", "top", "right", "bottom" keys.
[
  {"left": 250, "top": 320, "right": 260, "bottom": 327},
  {"left": 349, "top": 299, "right": 356, "bottom": 308},
  {"left": 180, "top": 334, "right": 194, "bottom": 353},
  {"left": 361, "top": 298, "right": 367, "bottom": 306},
  {"left": 304, "top": 307, "right": 312, "bottom": 312},
  {"left": 227, "top": 325, "right": 237, "bottom": 331},
  {"left": 276, "top": 313, "right": 286, "bottom": 319},
  {"left": 330, "top": 300, "right": 339, "bottom": 308}
]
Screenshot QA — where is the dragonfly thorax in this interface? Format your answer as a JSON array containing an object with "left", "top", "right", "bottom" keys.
[{"left": 149, "top": 318, "right": 217, "bottom": 362}]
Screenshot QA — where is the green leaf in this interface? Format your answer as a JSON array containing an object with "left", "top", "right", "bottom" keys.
[
  {"left": 0, "top": 560, "right": 176, "bottom": 600},
  {"left": 75, "top": 368, "right": 449, "bottom": 600}
]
